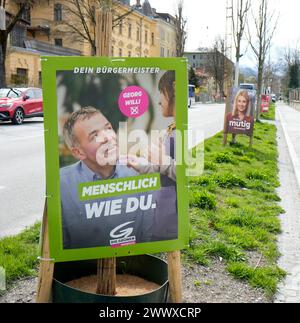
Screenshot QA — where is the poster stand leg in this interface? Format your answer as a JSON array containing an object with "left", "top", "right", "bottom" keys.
[
  {"left": 36, "top": 200, "right": 54, "bottom": 303},
  {"left": 223, "top": 133, "right": 228, "bottom": 146},
  {"left": 167, "top": 251, "right": 182, "bottom": 303},
  {"left": 249, "top": 136, "right": 254, "bottom": 148},
  {"left": 96, "top": 258, "right": 116, "bottom": 295},
  {"left": 232, "top": 134, "right": 237, "bottom": 144},
  {"left": 36, "top": 200, "right": 181, "bottom": 303}
]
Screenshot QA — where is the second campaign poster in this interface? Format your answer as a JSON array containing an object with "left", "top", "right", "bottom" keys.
[
  {"left": 224, "top": 87, "right": 255, "bottom": 136},
  {"left": 42, "top": 57, "right": 189, "bottom": 262}
]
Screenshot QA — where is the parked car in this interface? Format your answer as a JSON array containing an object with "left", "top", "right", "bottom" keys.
[{"left": 0, "top": 87, "right": 43, "bottom": 125}]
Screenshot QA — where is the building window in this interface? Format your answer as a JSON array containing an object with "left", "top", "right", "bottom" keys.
[
  {"left": 151, "top": 32, "right": 154, "bottom": 46},
  {"left": 128, "top": 23, "right": 132, "bottom": 38},
  {"left": 111, "top": 46, "right": 114, "bottom": 56},
  {"left": 167, "top": 49, "right": 170, "bottom": 57},
  {"left": 119, "top": 48, "right": 122, "bottom": 57},
  {"left": 17, "top": 68, "right": 27, "bottom": 77},
  {"left": 128, "top": 51, "right": 131, "bottom": 57},
  {"left": 13, "top": 68, "right": 28, "bottom": 85},
  {"left": 145, "top": 31, "right": 148, "bottom": 44},
  {"left": 10, "top": 24, "right": 26, "bottom": 47},
  {"left": 193, "top": 55, "right": 196, "bottom": 59},
  {"left": 136, "top": 27, "right": 140, "bottom": 41},
  {"left": 54, "top": 4, "right": 62, "bottom": 22},
  {"left": 20, "top": 4, "right": 31, "bottom": 23},
  {"left": 160, "top": 47, "right": 165, "bottom": 57},
  {"left": 55, "top": 38, "right": 63, "bottom": 47}
]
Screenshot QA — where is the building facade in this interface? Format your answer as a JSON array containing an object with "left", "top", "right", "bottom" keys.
[
  {"left": 154, "top": 13, "right": 177, "bottom": 58},
  {"left": 184, "top": 50, "right": 235, "bottom": 102},
  {"left": 1, "top": 0, "right": 177, "bottom": 87},
  {"left": 112, "top": 1, "right": 157, "bottom": 58}
]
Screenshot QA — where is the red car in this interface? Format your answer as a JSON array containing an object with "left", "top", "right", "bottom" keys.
[{"left": 0, "top": 87, "right": 43, "bottom": 125}]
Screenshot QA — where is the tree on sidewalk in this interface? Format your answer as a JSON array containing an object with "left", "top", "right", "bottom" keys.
[
  {"left": 62, "top": 0, "right": 134, "bottom": 56},
  {"left": 0, "top": 0, "right": 35, "bottom": 87},
  {"left": 247, "top": 0, "right": 278, "bottom": 121},
  {"left": 231, "top": 0, "right": 251, "bottom": 87},
  {"left": 175, "top": 0, "right": 187, "bottom": 57},
  {"left": 207, "top": 37, "right": 232, "bottom": 102},
  {"left": 279, "top": 45, "right": 300, "bottom": 98},
  {"left": 189, "top": 66, "right": 198, "bottom": 87},
  {"left": 288, "top": 62, "right": 299, "bottom": 89}
]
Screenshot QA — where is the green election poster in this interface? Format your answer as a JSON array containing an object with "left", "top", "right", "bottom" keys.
[{"left": 41, "top": 57, "right": 189, "bottom": 262}]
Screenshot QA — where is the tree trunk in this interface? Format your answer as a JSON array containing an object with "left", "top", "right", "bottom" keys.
[
  {"left": 0, "top": 32, "right": 7, "bottom": 88},
  {"left": 256, "top": 63, "right": 263, "bottom": 121},
  {"left": 234, "top": 59, "right": 240, "bottom": 88}
]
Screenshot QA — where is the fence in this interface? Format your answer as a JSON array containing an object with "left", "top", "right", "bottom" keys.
[{"left": 289, "top": 88, "right": 300, "bottom": 111}]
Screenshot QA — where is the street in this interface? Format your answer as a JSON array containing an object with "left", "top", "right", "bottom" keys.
[
  {"left": 0, "top": 103, "right": 225, "bottom": 238},
  {"left": 0, "top": 118, "right": 45, "bottom": 238},
  {"left": 188, "top": 103, "right": 225, "bottom": 148}
]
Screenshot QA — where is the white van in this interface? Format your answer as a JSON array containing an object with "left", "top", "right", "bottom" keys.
[{"left": 239, "top": 83, "right": 256, "bottom": 97}]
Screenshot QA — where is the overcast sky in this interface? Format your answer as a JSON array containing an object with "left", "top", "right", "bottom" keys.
[{"left": 136, "top": 0, "right": 300, "bottom": 67}]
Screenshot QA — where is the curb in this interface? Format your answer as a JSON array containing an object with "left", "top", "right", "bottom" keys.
[{"left": 277, "top": 106, "right": 300, "bottom": 190}]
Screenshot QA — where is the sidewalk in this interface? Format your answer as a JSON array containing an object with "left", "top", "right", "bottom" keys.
[{"left": 275, "top": 103, "right": 300, "bottom": 303}]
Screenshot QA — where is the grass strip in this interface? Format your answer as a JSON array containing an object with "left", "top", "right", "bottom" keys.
[
  {"left": 0, "top": 222, "right": 40, "bottom": 293},
  {"left": 261, "top": 103, "right": 275, "bottom": 120},
  {"left": 186, "top": 120, "right": 285, "bottom": 297}
]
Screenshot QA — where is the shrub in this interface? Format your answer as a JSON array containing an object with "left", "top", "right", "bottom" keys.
[
  {"left": 204, "top": 161, "right": 217, "bottom": 171},
  {"left": 214, "top": 152, "right": 234, "bottom": 164},
  {"left": 227, "top": 262, "right": 286, "bottom": 295},
  {"left": 246, "top": 170, "right": 268, "bottom": 181},
  {"left": 226, "top": 198, "right": 240, "bottom": 208},
  {"left": 232, "top": 149, "right": 245, "bottom": 157},
  {"left": 204, "top": 241, "right": 246, "bottom": 262},
  {"left": 213, "top": 173, "right": 246, "bottom": 188},
  {"left": 190, "top": 191, "right": 217, "bottom": 210},
  {"left": 239, "top": 156, "right": 252, "bottom": 164},
  {"left": 263, "top": 193, "right": 281, "bottom": 202}
]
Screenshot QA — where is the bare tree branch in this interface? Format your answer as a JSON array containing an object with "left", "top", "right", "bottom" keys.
[
  {"left": 231, "top": 0, "right": 251, "bottom": 86},
  {"left": 247, "top": 0, "right": 279, "bottom": 120},
  {"left": 175, "top": 0, "right": 187, "bottom": 57}
]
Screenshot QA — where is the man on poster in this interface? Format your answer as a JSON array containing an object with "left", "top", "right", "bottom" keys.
[{"left": 60, "top": 107, "right": 177, "bottom": 249}]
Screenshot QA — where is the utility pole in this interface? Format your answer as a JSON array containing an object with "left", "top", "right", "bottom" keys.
[{"left": 225, "top": 0, "right": 233, "bottom": 64}]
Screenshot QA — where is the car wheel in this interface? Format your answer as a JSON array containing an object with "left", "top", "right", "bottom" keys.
[{"left": 12, "top": 108, "right": 24, "bottom": 125}]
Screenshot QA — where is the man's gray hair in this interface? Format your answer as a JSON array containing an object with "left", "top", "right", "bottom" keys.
[{"left": 63, "top": 107, "right": 101, "bottom": 149}]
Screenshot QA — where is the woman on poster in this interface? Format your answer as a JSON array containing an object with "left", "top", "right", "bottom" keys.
[
  {"left": 224, "top": 89, "right": 254, "bottom": 135},
  {"left": 125, "top": 70, "right": 178, "bottom": 240}
]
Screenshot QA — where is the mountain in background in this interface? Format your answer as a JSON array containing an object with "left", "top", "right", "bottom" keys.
[{"left": 240, "top": 66, "right": 257, "bottom": 78}]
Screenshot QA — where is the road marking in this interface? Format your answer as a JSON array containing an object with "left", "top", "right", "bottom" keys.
[{"left": 277, "top": 107, "right": 300, "bottom": 190}]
